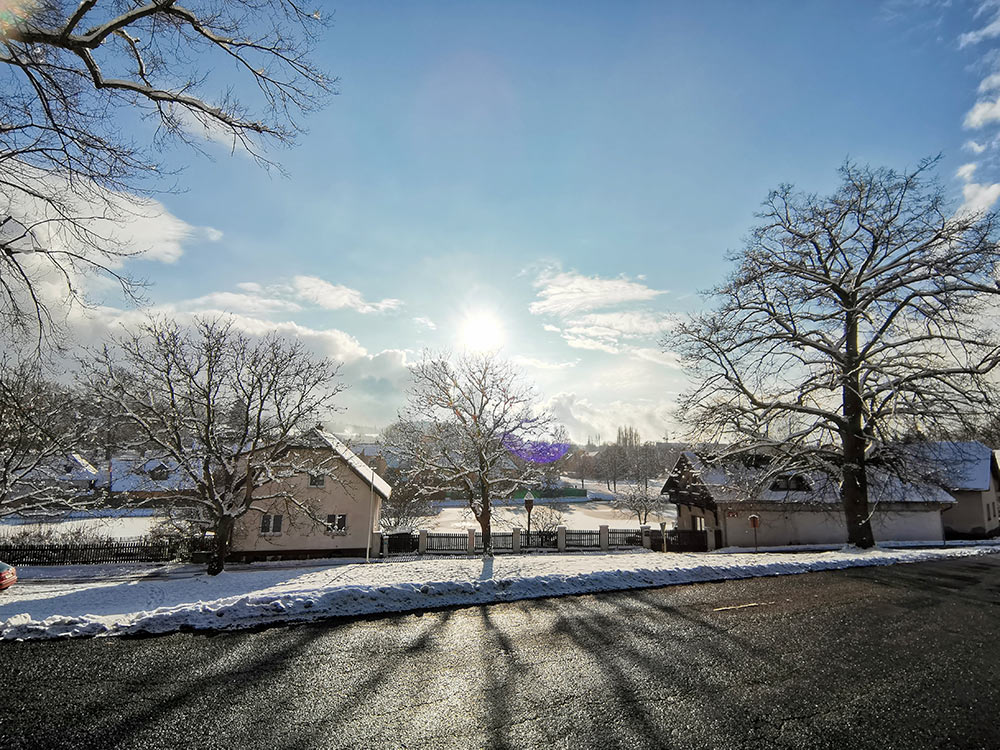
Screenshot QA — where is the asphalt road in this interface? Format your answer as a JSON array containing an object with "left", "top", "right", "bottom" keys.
[{"left": 4, "top": 555, "right": 1000, "bottom": 749}]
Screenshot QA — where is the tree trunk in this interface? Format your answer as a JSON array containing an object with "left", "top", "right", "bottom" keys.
[
  {"left": 208, "top": 514, "right": 234, "bottom": 575},
  {"left": 478, "top": 505, "right": 493, "bottom": 557},
  {"left": 841, "top": 304, "right": 875, "bottom": 548}
]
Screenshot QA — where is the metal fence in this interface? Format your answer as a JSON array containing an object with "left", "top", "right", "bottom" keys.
[
  {"left": 425, "top": 532, "right": 468, "bottom": 552},
  {"left": 0, "top": 538, "right": 177, "bottom": 566},
  {"left": 565, "top": 530, "right": 601, "bottom": 548},
  {"left": 521, "top": 530, "right": 558, "bottom": 549},
  {"left": 608, "top": 528, "right": 644, "bottom": 547},
  {"left": 650, "top": 529, "right": 708, "bottom": 553},
  {"left": 474, "top": 532, "right": 514, "bottom": 551},
  {"left": 387, "top": 532, "right": 419, "bottom": 554},
  {"left": 384, "top": 527, "right": 653, "bottom": 555}
]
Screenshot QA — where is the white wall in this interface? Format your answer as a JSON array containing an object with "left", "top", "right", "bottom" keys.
[{"left": 710, "top": 504, "right": 946, "bottom": 548}]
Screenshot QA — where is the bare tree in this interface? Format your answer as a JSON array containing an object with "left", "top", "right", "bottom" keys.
[
  {"left": 612, "top": 484, "right": 670, "bottom": 526},
  {"left": 596, "top": 442, "right": 626, "bottom": 491},
  {"left": 387, "top": 352, "right": 554, "bottom": 556},
  {"left": 378, "top": 464, "right": 436, "bottom": 533},
  {"left": 80, "top": 315, "right": 343, "bottom": 573},
  {"left": 0, "top": 1, "right": 332, "bottom": 339},
  {"left": 671, "top": 158, "right": 1000, "bottom": 548},
  {"left": 0, "top": 352, "right": 92, "bottom": 516}
]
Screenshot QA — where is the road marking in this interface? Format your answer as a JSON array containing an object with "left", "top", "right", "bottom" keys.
[{"left": 713, "top": 601, "right": 776, "bottom": 612}]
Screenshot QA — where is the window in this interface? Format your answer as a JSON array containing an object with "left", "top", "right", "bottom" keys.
[
  {"left": 260, "top": 513, "right": 283, "bottom": 534},
  {"left": 148, "top": 463, "right": 169, "bottom": 481},
  {"left": 693, "top": 516, "right": 705, "bottom": 531},
  {"left": 308, "top": 473, "right": 325, "bottom": 487},
  {"left": 989, "top": 504, "right": 993, "bottom": 522},
  {"left": 326, "top": 514, "right": 347, "bottom": 533},
  {"left": 770, "top": 474, "right": 811, "bottom": 492}
]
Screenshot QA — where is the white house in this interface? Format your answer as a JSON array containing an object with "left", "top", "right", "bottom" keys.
[{"left": 661, "top": 451, "right": 955, "bottom": 549}]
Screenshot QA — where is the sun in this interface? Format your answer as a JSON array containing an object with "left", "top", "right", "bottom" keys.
[{"left": 458, "top": 310, "right": 505, "bottom": 352}]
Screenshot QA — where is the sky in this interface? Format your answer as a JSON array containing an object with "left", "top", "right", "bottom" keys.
[{"left": 60, "top": 0, "right": 1000, "bottom": 443}]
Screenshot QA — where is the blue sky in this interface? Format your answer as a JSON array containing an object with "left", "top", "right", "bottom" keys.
[{"left": 91, "top": 1, "right": 1000, "bottom": 442}]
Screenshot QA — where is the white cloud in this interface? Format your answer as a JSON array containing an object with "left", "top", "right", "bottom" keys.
[
  {"left": 964, "top": 139, "right": 988, "bottom": 154},
  {"left": 980, "top": 71, "right": 1000, "bottom": 93},
  {"left": 960, "top": 180, "right": 1000, "bottom": 214},
  {"left": 630, "top": 348, "right": 683, "bottom": 368},
  {"left": 236, "top": 282, "right": 263, "bottom": 293},
  {"left": 292, "top": 275, "right": 402, "bottom": 314},
  {"left": 561, "top": 331, "right": 619, "bottom": 354},
  {"left": 529, "top": 268, "right": 666, "bottom": 317},
  {"left": 959, "top": 9, "right": 1000, "bottom": 48},
  {"left": 544, "top": 392, "right": 678, "bottom": 444},
  {"left": 511, "top": 355, "right": 578, "bottom": 370},
  {"left": 5, "top": 166, "right": 219, "bottom": 266},
  {"left": 572, "top": 311, "right": 667, "bottom": 337},
  {"left": 957, "top": 162, "right": 979, "bottom": 181},
  {"left": 182, "top": 291, "right": 302, "bottom": 314},
  {"left": 413, "top": 316, "right": 437, "bottom": 330},
  {"left": 964, "top": 95, "right": 1000, "bottom": 129},
  {"left": 542, "top": 324, "right": 561, "bottom": 333}
]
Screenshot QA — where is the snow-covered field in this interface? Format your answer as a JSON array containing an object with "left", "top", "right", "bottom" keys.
[
  {"left": 0, "top": 510, "right": 161, "bottom": 539},
  {"left": 0, "top": 499, "right": 673, "bottom": 540},
  {"left": 3, "top": 543, "right": 999, "bottom": 641},
  {"left": 426, "top": 499, "right": 675, "bottom": 531}
]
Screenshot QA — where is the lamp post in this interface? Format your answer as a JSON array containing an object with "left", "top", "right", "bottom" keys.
[
  {"left": 366, "top": 464, "right": 376, "bottom": 563},
  {"left": 524, "top": 490, "right": 534, "bottom": 545}
]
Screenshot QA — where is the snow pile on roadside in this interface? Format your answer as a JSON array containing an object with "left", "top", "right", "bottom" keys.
[{"left": 2, "top": 544, "right": 998, "bottom": 640}]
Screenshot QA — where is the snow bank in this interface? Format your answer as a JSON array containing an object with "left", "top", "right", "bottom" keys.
[{"left": 2, "top": 544, "right": 998, "bottom": 640}]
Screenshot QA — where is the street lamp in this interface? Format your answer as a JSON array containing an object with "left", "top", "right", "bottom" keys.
[{"left": 524, "top": 490, "right": 534, "bottom": 545}]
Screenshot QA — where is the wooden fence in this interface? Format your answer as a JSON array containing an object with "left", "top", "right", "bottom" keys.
[{"left": 0, "top": 538, "right": 179, "bottom": 566}]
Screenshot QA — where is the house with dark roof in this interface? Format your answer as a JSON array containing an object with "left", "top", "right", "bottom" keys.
[{"left": 661, "top": 451, "right": 956, "bottom": 549}]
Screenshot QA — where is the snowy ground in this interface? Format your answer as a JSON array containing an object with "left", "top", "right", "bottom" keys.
[
  {"left": 0, "top": 510, "right": 162, "bottom": 539},
  {"left": 0, "top": 498, "right": 673, "bottom": 539},
  {"left": 3, "top": 543, "right": 1000, "bottom": 641},
  {"left": 427, "top": 499, "right": 675, "bottom": 531}
]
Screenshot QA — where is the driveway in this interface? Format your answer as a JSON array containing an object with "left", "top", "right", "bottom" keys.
[{"left": 3, "top": 555, "right": 1000, "bottom": 749}]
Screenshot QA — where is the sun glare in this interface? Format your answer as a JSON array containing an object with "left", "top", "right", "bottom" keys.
[{"left": 458, "top": 310, "right": 505, "bottom": 352}]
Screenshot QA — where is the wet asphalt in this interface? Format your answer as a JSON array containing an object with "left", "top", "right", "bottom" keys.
[{"left": 3, "top": 554, "right": 1000, "bottom": 749}]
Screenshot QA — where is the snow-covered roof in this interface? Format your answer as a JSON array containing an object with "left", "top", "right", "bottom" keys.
[
  {"left": 96, "top": 457, "right": 194, "bottom": 494},
  {"left": 898, "top": 441, "right": 995, "bottom": 492},
  {"left": 664, "top": 451, "right": 956, "bottom": 507},
  {"left": 312, "top": 429, "right": 392, "bottom": 500}
]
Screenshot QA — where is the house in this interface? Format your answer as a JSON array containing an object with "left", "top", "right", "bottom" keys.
[
  {"left": 661, "top": 451, "right": 956, "bottom": 549},
  {"left": 907, "top": 442, "right": 1000, "bottom": 539},
  {"left": 229, "top": 428, "right": 391, "bottom": 561}
]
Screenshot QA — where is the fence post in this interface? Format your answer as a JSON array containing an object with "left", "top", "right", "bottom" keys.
[
  {"left": 641, "top": 525, "right": 651, "bottom": 549},
  {"left": 599, "top": 525, "right": 609, "bottom": 552},
  {"left": 557, "top": 525, "right": 567, "bottom": 553},
  {"left": 467, "top": 528, "right": 476, "bottom": 554},
  {"left": 418, "top": 529, "right": 428, "bottom": 554},
  {"left": 512, "top": 527, "right": 522, "bottom": 554}
]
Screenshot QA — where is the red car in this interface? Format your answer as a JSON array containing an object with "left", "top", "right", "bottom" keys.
[{"left": 0, "top": 561, "right": 16, "bottom": 591}]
